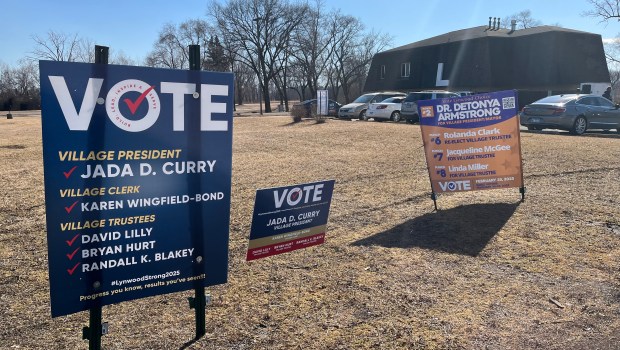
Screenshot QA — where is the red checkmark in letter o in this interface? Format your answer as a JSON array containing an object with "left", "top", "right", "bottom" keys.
[{"left": 124, "top": 86, "right": 155, "bottom": 115}]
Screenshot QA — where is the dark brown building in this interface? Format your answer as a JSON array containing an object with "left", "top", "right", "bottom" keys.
[{"left": 364, "top": 24, "right": 610, "bottom": 106}]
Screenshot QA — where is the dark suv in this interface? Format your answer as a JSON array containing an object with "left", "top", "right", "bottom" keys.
[{"left": 401, "top": 91, "right": 459, "bottom": 123}]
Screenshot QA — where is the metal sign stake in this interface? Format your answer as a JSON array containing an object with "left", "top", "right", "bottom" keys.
[
  {"left": 81, "top": 45, "right": 110, "bottom": 350},
  {"left": 516, "top": 109, "right": 526, "bottom": 203},
  {"left": 430, "top": 192, "right": 438, "bottom": 211},
  {"left": 187, "top": 44, "right": 207, "bottom": 340},
  {"left": 82, "top": 304, "right": 103, "bottom": 350},
  {"left": 188, "top": 290, "right": 207, "bottom": 339}
]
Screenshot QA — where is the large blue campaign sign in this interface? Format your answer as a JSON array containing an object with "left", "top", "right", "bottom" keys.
[{"left": 40, "top": 61, "right": 233, "bottom": 317}]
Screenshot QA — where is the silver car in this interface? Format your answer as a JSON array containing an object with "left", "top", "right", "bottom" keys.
[
  {"left": 338, "top": 92, "right": 405, "bottom": 120},
  {"left": 520, "top": 94, "right": 620, "bottom": 135}
]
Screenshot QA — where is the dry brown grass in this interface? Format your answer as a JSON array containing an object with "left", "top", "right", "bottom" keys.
[{"left": 1, "top": 110, "right": 620, "bottom": 349}]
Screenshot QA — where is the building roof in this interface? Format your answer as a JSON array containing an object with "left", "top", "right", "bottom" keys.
[{"left": 384, "top": 25, "right": 598, "bottom": 53}]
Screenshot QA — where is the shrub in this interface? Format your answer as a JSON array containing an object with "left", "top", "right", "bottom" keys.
[{"left": 290, "top": 104, "right": 306, "bottom": 123}]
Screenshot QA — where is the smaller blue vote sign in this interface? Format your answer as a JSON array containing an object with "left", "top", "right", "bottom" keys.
[
  {"left": 40, "top": 61, "right": 234, "bottom": 317},
  {"left": 247, "top": 180, "right": 335, "bottom": 261}
]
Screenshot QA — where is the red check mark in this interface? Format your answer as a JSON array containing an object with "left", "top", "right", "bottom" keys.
[
  {"left": 66, "top": 247, "right": 80, "bottom": 260},
  {"left": 65, "top": 200, "right": 79, "bottom": 213},
  {"left": 66, "top": 234, "right": 80, "bottom": 246},
  {"left": 67, "top": 262, "right": 80, "bottom": 275},
  {"left": 123, "top": 86, "right": 155, "bottom": 114},
  {"left": 291, "top": 189, "right": 300, "bottom": 201},
  {"left": 63, "top": 166, "right": 78, "bottom": 179}
]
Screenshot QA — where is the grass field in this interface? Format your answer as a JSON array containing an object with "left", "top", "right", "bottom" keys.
[{"left": 1, "top": 110, "right": 620, "bottom": 349}]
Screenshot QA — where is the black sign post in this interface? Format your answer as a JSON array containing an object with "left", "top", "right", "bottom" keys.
[
  {"left": 80, "top": 45, "right": 110, "bottom": 350},
  {"left": 187, "top": 44, "right": 207, "bottom": 340},
  {"left": 82, "top": 303, "right": 104, "bottom": 350},
  {"left": 94, "top": 45, "right": 109, "bottom": 65}
]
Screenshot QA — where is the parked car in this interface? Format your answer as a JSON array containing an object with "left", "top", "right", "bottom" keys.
[
  {"left": 520, "top": 94, "right": 620, "bottom": 135},
  {"left": 290, "top": 99, "right": 341, "bottom": 118},
  {"left": 366, "top": 96, "right": 406, "bottom": 122},
  {"left": 401, "top": 91, "right": 460, "bottom": 123},
  {"left": 338, "top": 92, "right": 406, "bottom": 120}
]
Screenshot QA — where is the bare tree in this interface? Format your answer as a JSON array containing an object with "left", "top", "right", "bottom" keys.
[
  {"left": 209, "top": 0, "right": 308, "bottom": 112},
  {"left": 179, "top": 19, "right": 213, "bottom": 66},
  {"left": 217, "top": 28, "right": 251, "bottom": 105},
  {"left": 287, "top": 61, "right": 310, "bottom": 101},
  {"left": 329, "top": 14, "right": 391, "bottom": 103},
  {"left": 501, "top": 10, "right": 542, "bottom": 29},
  {"left": 30, "top": 30, "right": 91, "bottom": 62},
  {"left": 111, "top": 50, "right": 138, "bottom": 66},
  {"left": 145, "top": 19, "right": 215, "bottom": 69},
  {"left": 12, "top": 60, "right": 38, "bottom": 96},
  {"left": 271, "top": 36, "right": 294, "bottom": 110},
  {"left": 75, "top": 37, "right": 95, "bottom": 63},
  {"left": 603, "top": 37, "right": 620, "bottom": 65},
  {"left": 585, "top": 0, "right": 620, "bottom": 21},
  {"left": 0, "top": 60, "right": 40, "bottom": 110},
  {"left": 289, "top": 0, "right": 334, "bottom": 98},
  {"left": 179, "top": 19, "right": 211, "bottom": 46},
  {"left": 232, "top": 62, "right": 257, "bottom": 105},
  {"left": 0, "top": 63, "right": 14, "bottom": 100},
  {"left": 611, "top": 68, "right": 620, "bottom": 85},
  {"left": 145, "top": 23, "right": 189, "bottom": 68},
  {"left": 585, "top": 0, "right": 620, "bottom": 65}
]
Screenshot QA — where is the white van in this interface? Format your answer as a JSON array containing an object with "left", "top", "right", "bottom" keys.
[{"left": 580, "top": 82, "right": 611, "bottom": 96}]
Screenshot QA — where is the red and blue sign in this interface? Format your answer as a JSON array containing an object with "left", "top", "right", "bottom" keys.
[
  {"left": 40, "top": 61, "right": 234, "bottom": 317},
  {"left": 246, "top": 180, "right": 335, "bottom": 261}
]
